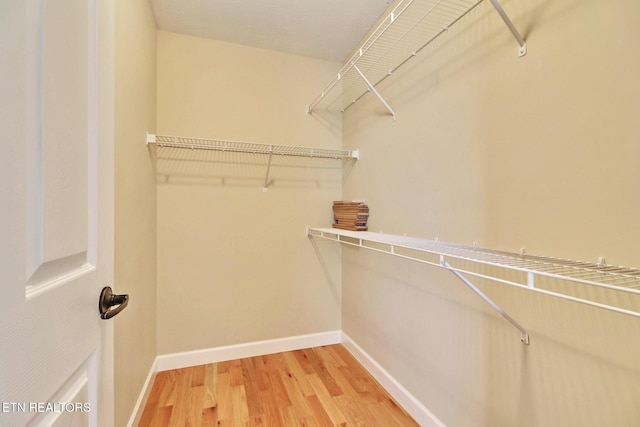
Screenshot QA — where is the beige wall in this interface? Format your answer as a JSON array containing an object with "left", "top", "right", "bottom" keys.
[
  {"left": 111, "top": 1, "right": 640, "bottom": 424},
  {"left": 114, "top": 0, "right": 157, "bottom": 425},
  {"left": 155, "top": 31, "right": 343, "bottom": 354},
  {"left": 341, "top": 0, "right": 640, "bottom": 426}
]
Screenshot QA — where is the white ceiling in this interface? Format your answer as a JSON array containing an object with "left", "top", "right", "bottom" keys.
[{"left": 149, "top": 0, "right": 392, "bottom": 63}]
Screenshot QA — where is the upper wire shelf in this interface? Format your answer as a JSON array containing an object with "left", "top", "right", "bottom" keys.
[
  {"left": 306, "top": 0, "right": 526, "bottom": 119},
  {"left": 308, "top": 227, "right": 640, "bottom": 319}
]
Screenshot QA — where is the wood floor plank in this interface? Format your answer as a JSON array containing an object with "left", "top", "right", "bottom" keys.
[
  {"left": 259, "top": 388, "right": 284, "bottom": 427},
  {"left": 334, "top": 394, "right": 371, "bottom": 427},
  {"left": 303, "top": 348, "right": 343, "bottom": 397},
  {"left": 231, "top": 385, "right": 251, "bottom": 426},
  {"left": 201, "top": 406, "right": 218, "bottom": 427},
  {"left": 156, "top": 370, "right": 179, "bottom": 407},
  {"left": 322, "top": 345, "right": 349, "bottom": 368},
  {"left": 266, "top": 369, "right": 292, "bottom": 409},
  {"left": 202, "top": 363, "right": 218, "bottom": 409},
  {"left": 313, "top": 345, "right": 343, "bottom": 371},
  {"left": 230, "top": 364, "right": 244, "bottom": 388},
  {"left": 138, "top": 345, "right": 419, "bottom": 427},
  {"left": 153, "top": 406, "right": 173, "bottom": 426},
  {"left": 292, "top": 349, "right": 316, "bottom": 375},
  {"left": 187, "top": 385, "right": 204, "bottom": 426},
  {"left": 217, "top": 359, "right": 232, "bottom": 374},
  {"left": 191, "top": 364, "right": 206, "bottom": 387},
  {"left": 305, "top": 394, "right": 335, "bottom": 427},
  {"left": 338, "top": 365, "right": 369, "bottom": 394},
  {"left": 248, "top": 355, "right": 271, "bottom": 392},
  {"left": 332, "top": 345, "right": 371, "bottom": 379},
  {"left": 145, "top": 376, "right": 163, "bottom": 407},
  {"left": 167, "top": 368, "right": 192, "bottom": 426},
  {"left": 241, "top": 358, "right": 265, "bottom": 418},
  {"left": 216, "top": 371, "right": 234, "bottom": 425},
  {"left": 300, "top": 415, "right": 322, "bottom": 427},
  {"left": 265, "top": 352, "right": 287, "bottom": 372},
  {"left": 138, "top": 401, "right": 157, "bottom": 426},
  {"left": 279, "top": 405, "right": 299, "bottom": 426},
  {"left": 282, "top": 351, "right": 315, "bottom": 397},
  {"left": 379, "top": 396, "right": 417, "bottom": 426},
  {"left": 313, "top": 347, "right": 358, "bottom": 398},
  {"left": 306, "top": 373, "right": 348, "bottom": 426},
  {"left": 278, "top": 365, "right": 314, "bottom": 419},
  {"left": 365, "top": 398, "right": 413, "bottom": 427}
]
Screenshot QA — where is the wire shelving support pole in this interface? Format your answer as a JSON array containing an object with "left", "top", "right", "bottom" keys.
[
  {"left": 442, "top": 258, "right": 530, "bottom": 345},
  {"left": 263, "top": 147, "right": 274, "bottom": 192},
  {"left": 352, "top": 64, "right": 396, "bottom": 121},
  {"left": 489, "top": 0, "right": 527, "bottom": 57}
]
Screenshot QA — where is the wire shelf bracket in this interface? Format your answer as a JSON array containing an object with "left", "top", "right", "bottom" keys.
[
  {"left": 146, "top": 133, "right": 359, "bottom": 192},
  {"left": 489, "top": 0, "right": 527, "bottom": 57},
  {"left": 442, "top": 258, "right": 529, "bottom": 344},
  {"left": 353, "top": 64, "right": 396, "bottom": 121},
  {"left": 308, "top": 227, "right": 640, "bottom": 343},
  {"left": 306, "top": 0, "right": 527, "bottom": 119}
]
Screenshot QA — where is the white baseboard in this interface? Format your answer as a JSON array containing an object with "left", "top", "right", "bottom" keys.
[
  {"left": 156, "top": 330, "right": 342, "bottom": 372},
  {"left": 126, "top": 358, "right": 157, "bottom": 427},
  {"left": 341, "top": 332, "right": 446, "bottom": 427}
]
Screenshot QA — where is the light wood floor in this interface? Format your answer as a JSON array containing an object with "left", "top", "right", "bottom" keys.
[{"left": 138, "top": 344, "right": 419, "bottom": 426}]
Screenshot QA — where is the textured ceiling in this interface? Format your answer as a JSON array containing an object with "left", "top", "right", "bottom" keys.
[{"left": 149, "top": 0, "right": 392, "bottom": 63}]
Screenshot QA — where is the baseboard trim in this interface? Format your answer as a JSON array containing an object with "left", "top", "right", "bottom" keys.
[
  {"left": 341, "top": 332, "right": 446, "bottom": 427},
  {"left": 126, "top": 357, "right": 157, "bottom": 427},
  {"left": 156, "top": 330, "right": 342, "bottom": 372}
]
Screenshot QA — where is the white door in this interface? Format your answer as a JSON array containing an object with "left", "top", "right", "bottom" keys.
[{"left": 0, "top": 0, "right": 116, "bottom": 426}]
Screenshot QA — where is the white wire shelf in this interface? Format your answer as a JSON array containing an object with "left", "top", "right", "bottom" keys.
[
  {"left": 147, "top": 133, "right": 359, "bottom": 160},
  {"left": 308, "top": 227, "right": 640, "bottom": 320},
  {"left": 147, "top": 133, "right": 358, "bottom": 191},
  {"left": 306, "top": 0, "right": 526, "bottom": 118}
]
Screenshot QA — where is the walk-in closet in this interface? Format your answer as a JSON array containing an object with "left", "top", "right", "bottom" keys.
[
  {"left": 116, "top": 0, "right": 640, "bottom": 425},
  {"left": 3, "top": 0, "right": 637, "bottom": 426}
]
